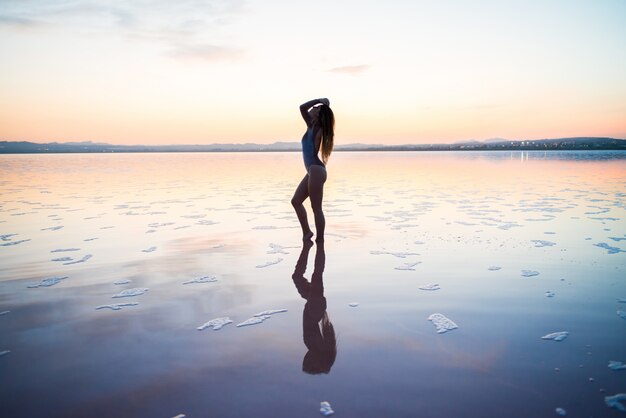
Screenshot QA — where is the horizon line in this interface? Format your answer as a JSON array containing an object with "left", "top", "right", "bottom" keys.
[{"left": 2, "top": 136, "right": 626, "bottom": 148}]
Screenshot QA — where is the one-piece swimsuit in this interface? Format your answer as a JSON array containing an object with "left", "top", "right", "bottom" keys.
[{"left": 301, "top": 125, "right": 324, "bottom": 170}]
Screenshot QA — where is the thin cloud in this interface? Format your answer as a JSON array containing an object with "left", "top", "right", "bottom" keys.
[
  {"left": 327, "top": 65, "right": 370, "bottom": 75},
  {"left": 0, "top": 15, "right": 41, "bottom": 27},
  {"left": 0, "top": 1, "right": 248, "bottom": 63},
  {"left": 455, "top": 103, "right": 504, "bottom": 111},
  {"left": 0, "top": 0, "right": 245, "bottom": 42},
  {"left": 168, "top": 43, "right": 243, "bottom": 62},
  {"left": 0, "top": 2, "right": 136, "bottom": 29}
]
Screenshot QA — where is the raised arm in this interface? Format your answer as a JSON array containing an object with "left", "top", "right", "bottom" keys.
[{"left": 300, "top": 98, "right": 330, "bottom": 126}]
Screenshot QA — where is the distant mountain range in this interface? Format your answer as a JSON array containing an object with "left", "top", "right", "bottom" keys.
[{"left": 0, "top": 137, "right": 625, "bottom": 154}]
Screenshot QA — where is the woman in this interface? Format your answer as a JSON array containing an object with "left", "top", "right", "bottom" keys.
[{"left": 291, "top": 98, "right": 335, "bottom": 242}]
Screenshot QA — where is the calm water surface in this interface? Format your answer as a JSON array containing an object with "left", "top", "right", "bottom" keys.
[{"left": 0, "top": 151, "right": 625, "bottom": 417}]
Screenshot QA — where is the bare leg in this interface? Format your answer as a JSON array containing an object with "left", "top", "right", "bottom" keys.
[
  {"left": 291, "top": 174, "right": 313, "bottom": 240},
  {"left": 307, "top": 165, "right": 327, "bottom": 242}
]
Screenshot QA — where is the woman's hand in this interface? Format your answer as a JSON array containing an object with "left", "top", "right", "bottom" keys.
[{"left": 301, "top": 98, "right": 329, "bottom": 125}]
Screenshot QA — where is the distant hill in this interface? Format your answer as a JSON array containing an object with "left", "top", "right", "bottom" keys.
[{"left": 0, "top": 137, "right": 625, "bottom": 154}]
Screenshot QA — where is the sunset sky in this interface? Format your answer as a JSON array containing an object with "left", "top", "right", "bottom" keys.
[{"left": 1, "top": 0, "right": 625, "bottom": 145}]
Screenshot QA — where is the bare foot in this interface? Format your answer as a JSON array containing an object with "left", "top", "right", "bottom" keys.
[{"left": 303, "top": 231, "right": 314, "bottom": 241}]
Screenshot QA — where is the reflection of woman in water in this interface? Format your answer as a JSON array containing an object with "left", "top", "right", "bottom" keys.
[
  {"left": 292, "top": 241, "right": 336, "bottom": 374},
  {"left": 291, "top": 98, "right": 335, "bottom": 242}
]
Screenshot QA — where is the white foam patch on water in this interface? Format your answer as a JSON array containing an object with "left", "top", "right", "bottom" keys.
[
  {"left": 171, "top": 414, "right": 186, "bottom": 418},
  {"left": 28, "top": 276, "right": 68, "bottom": 288},
  {"left": 51, "top": 257, "right": 72, "bottom": 262},
  {"left": 498, "top": 222, "right": 523, "bottom": 230},
  {"left": 531, "top": 240, "right": 556, "bottom": 247},
  {"left": 267, "top": 243, "right": 298, "bottom": 254},
  {"left": 197, "top": 220, "right": 218, "bottom": 226},
  {"left": 594, "top": 242, "right": 625, "bottom": 254},
  {"left": 96, "top": 302, "right": 139, "bottom": 311},
  {"left": 525, "top": 216, "right": 555, "bottom": 222},
  {"left": 236, "top": 315, "right": 270, "bottom": 327},
  {"left": 390, "top": 223, "right": 419, "bottom": 230},
  {"left": 608, "top": 361, "right": 626, "bottom": 371},
  {"left": 371, "top": 250, "right": 420, "bottom": 258},
  {"left": 369, "top": 216, "right": 392, "bottom": 222},
  {"left": 541, "top": 331, "right": 569, "bottom": 341},
  {"left": 112, "top": 288, "right": 148, "bottom": 298},
  {"left": 256, "top": 258, "right": 283, "bottom": 268},
  {"left": 545, "top": 291, "right": 555, "bottom": 298},
  {"left": 0, "top": 311, "right": 9, "bottom": 316},
  {"left": 267, "top": 244, "right": 288, "bottom": 254},
  {"left": 349, "top": 302, "right": 359, "bottom": 307},
  {"left": 455, "top": 221, "right": 477, "bottom": 226},
  {"left": 0, "top": 350, "right": 10, "bottom": 357},
  {"left": 142, "top": 246, "right": 157, "bottom": 253},
  {"left": 555, "top": 407, "right": 566, "bottom": 416},
  {"left": 148, "top": 222, "right": 174, "bottom": 228},
  {"left": 197, "top": 317, "right": 233, "bottom": 331},
  {"left": 617, "top": 310, "right": 626, "bottom": 320},
  {"left": 114, "top": 280, "right": 131, "bottom": 285},
  {"left": 320, "top": 401, "right": 334, "bottom": 416},
  {"left": 51, "top": 248, "right": 80, "bottom": 252},
  {"left": 182, "top": 214, "right": 206, "bottom": 219},
  {"left": 41, "top": 225, "right": 63, "bottom": 231},
  {"left": 419, "top": 284, "right": 440, "bottom": 291},
  {"left": 63, "top": 254, "right": 92, "bottom": 265},
  {"left": 488, "top": 266, "right": 502, "bottom": 271},
  {"left": 428, "top": 313, "right": 458, "bottom": 334},
  {"left": 395, "top": 262, "right": 421, "bottom": 271},
  {"left": 183, "top": 275, "right": 218, "bottom": 284},
  {"left": 254, "top": 309, "right": 287, "bottom": 317},
  {"left": 605, "top": 394, "right": 626, "bottom": 412},
  {"left": 521, "top": 270, "right": 540, "bottom": 277},
  {"left": 0, "top": 239, "right": 31, "bottom": 247},
  {"left": 585, "top": 207, "right": 611, "bottom": 215}
]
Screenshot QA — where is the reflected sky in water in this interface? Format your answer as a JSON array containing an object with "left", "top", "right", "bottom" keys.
[{"left": 0, "top": 151, "right": 625, "bottom": 417}]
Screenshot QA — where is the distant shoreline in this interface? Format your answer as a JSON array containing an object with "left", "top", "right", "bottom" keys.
[{"left": 1, "top": 137, "right": 625, "bottom": 154}]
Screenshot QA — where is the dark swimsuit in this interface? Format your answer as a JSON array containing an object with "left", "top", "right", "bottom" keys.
[{"left": 301, "top": 125, "right": 325, "bottom": 170}]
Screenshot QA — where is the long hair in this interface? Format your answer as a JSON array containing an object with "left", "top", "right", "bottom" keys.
[
  {"left": 302, "top": 312, "right": 337, "bottom": 374},
  {"left": 318, "top": 105, "right": 334, "bottom": 165}
]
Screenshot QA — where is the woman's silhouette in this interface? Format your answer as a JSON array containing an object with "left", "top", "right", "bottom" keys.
[
  {"left": 292, "top": 241, "right": 337, "bottom": 374},
  {"left": 291, "top": 98, "right": 335, "bottom": 242}
]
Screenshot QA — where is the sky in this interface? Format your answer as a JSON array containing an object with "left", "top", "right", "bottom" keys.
[{"left": 0, "top": 0, "right": 625, "bottom": 145}]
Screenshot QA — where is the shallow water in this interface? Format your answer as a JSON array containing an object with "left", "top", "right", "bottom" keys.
[{"left": 0, "top": 151, "right": 625, "bottom": 417}]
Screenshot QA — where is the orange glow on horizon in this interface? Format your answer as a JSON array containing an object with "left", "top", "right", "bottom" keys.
[{"left": 1, "top": 1, "right": 625, "bottom": 145}]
